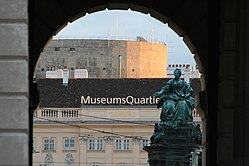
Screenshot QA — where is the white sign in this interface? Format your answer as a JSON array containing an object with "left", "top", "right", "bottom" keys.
[{"left": 81, "top": 96, "right": 160, "bottom": 105}]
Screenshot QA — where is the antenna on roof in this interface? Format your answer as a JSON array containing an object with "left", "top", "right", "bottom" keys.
[
  {"left": 152, "top": 27, "right": 155, "bottom": 43},
  {"left": 125, "top": 24, "right": 128, "bottom": 40},
  {"left": 63, "top": 66, "right": 69, "bottom": 87},
  {"left": 116, "top": 16, "right": 118, "bottom": 40},
  {"left": 108, "top": 27, "right": 110, "bottom": 47}
]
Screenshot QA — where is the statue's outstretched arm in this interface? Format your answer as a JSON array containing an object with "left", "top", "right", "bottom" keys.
[
  {"left": 153, "top": 83, "right": 171, "bottom": 97},
  {"left": 153, "top": 91, "right": 163, "bottom": 97}
]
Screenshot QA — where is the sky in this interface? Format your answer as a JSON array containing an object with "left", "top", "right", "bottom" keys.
[{"left": 56, "top": 9, "right": 196, "bottom": 65}]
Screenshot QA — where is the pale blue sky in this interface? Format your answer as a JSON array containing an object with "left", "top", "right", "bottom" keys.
[{"left": 56, "top": 9, "right": 196, "bottom": 65}]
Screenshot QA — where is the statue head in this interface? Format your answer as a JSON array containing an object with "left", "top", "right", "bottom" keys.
[{"left": 174, "top": 68, "right": 182, "bottom": 79}]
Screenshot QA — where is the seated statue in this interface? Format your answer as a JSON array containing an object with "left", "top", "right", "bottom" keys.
[{"left": 153, "top": 68, "right": 195, "bottom": 128}]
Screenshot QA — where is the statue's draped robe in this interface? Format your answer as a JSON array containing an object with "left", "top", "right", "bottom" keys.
[{"left": 158, "top": 79, "right": 195, "bottom": 127}]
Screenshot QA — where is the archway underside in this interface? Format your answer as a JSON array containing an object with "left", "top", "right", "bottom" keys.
[{"left": 29, "top": 0, "right": 209, "bottom": 163}]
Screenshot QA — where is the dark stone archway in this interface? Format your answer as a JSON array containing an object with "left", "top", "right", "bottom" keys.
[
  {"left": 29, "top": 0, "right": 213, "bottom": 165},
  {"left": 5, "top": 0, "right": 249, "bottom": 165}
]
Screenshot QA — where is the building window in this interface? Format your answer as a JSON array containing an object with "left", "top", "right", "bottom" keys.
[
  {"left": 123, "top": 139, "right": 130, "bottom": 150},
  {"left": 64, "top": 138, "right": 76, "bottom": 151},
  {"left": 115, "top": 139, "right": 122, "bottom": 150},
  {"left": 43, "top": 138, "right": 55, "bottom": 151},
  {"left": 54, "top": 47, "right": 60, "bottom": 51},
  {"left": 88, "top": 139, "right": 103, "bottom": 150},
  {"left": 115, "top": 139, "right": 130, "bottom": 151},
  {"left": 142, "top": 140, "right": 149, "bottom": 149},
  {"left": 70, "top": 47, "right": 75, "bottom": 51}
]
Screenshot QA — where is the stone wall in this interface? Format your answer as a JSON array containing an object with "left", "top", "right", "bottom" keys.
[
  {"left": 0, "top": 0, "right": 29, "bottom": 165},
  {"left": 34, "top": 39, "right": 167, "bottom": 79}
]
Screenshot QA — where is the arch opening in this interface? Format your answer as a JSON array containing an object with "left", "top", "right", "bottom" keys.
[{"left": 30, "top": 2, "right": 208, "bottom": 166}]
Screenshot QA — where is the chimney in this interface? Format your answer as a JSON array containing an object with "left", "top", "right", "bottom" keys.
[
  {"left": 63, "top": 66, "right": 69, "bottom": 86},
  {"left": 57, "top": 69, "right": 63, "bottom": 78},
  {"left": 74, "top": 69, "right": 88, "bottom": 78},
  {"left": 184, "top": 67, "right": 191, "bottom": 83}
]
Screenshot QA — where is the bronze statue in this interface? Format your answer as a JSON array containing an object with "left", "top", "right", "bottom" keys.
[
  {"left": 153, "top": 68, "right": 195, "bottom": 128},
  {"left": 146, "top": 70, "right": 202, "bottom": 165}
]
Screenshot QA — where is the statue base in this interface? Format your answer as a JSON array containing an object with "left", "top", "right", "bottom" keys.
[{"left": 143, "top": 125, "right": 201, "bottom": 166}]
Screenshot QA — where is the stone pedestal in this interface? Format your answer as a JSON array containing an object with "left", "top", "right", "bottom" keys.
[{"left": 144, "top": 125, "right": 201, "bottom": 166}]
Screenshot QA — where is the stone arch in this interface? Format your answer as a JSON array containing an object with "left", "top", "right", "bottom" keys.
[
  {"left": 30, "top": 0, "right": 208, "bottom": 119},
  {"left": 8, "top": 0, "right": 249, "bottom": 165},
  {"left": 29, "top": 0, "right": 208, "bottom": 165}
]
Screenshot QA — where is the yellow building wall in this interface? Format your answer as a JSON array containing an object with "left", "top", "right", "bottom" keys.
[
  {"left": 33, "top": 107, "right": 159, "bottom": 166},
  {"left": 126, "top": 41, "right": 167, "bottom": 78},
  {"left": 33, "top": 107, "right": 200, "bottom": 166}
]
